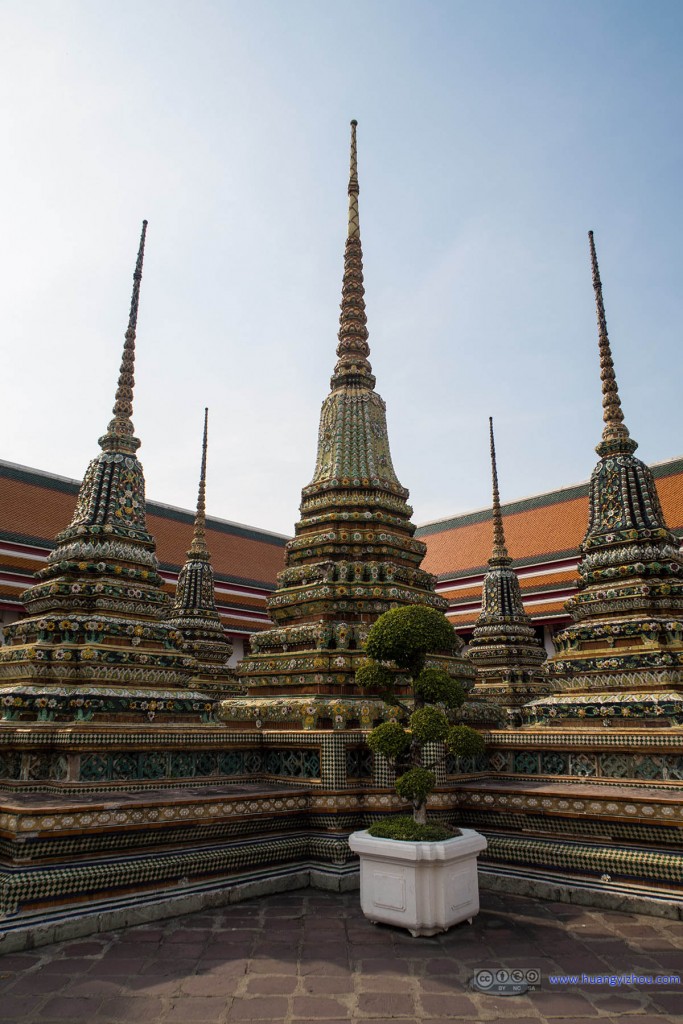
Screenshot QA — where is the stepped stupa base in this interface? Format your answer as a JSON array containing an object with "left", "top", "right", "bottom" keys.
[
  {"left": 2, "top": 736, "right": 683, "bottom": 949},
  {"left": 219, "top": 694, "right": 402, "bottom": 731},
  {"left": 0, "top": 684, "right": 216, "bottom": 724},
  {"left": 470, "top": 680, "right": 552, "bottom": 705},
  {"left": 522, "top": 689, "right": 683, "bottom": 727}
]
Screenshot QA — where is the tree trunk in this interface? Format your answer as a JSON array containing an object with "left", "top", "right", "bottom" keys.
[{"left": 413, "top": 801, "right": 427, "bottom": 825}]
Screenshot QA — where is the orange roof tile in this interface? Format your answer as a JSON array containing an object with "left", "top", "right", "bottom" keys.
[
  {"left": 0, "top": 462, "right": 286, "bottom": 592},
  {"left": 419, "top": 458, "right": 683, "bottom": 579}
]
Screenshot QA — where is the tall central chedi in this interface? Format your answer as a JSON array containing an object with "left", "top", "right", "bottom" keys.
[{"left": 222, "top": 122, "right": 474, "bottom": 731}]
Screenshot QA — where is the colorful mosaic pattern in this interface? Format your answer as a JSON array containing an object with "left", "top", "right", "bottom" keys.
[
  {"left": 222, "top": 122, "right": 474, "bottom": 725},
  {"left": 481, "top": 834, "right": 683, "bottom": 886},
  {"left": 222, "top": 695, "right": 406, "bottom": 731},
  {"left": 166, "top": 410, "right": 240, "bottom": 698},
  {"left": 468, "top": 419, "right": 549, "bottom": 710},
  {"left": 77, "top": 747, "right": 320, "bottom": 782},
  {"left": 444, "top": 745, "right": 683, "bottom": 782},
  {"left": 0, "top": 686, "right": 214, "bottom": 723},
  {"left": 0, "top": 832, "right": 355, "bottom": 918},
  {"left": 524, "top": 234, "right": 683, "bottom": 726},
  {"left": 0, "top": 224, "right": 212, "bottom": 724}
]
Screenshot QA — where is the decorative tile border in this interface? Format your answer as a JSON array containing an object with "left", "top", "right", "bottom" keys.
[
  {"left": 78, "top": 748, "right": 321, "bottom": 783},
  {"left": 0, "top": 831, "right": 356, "bottom": 918},
  {"left": 456, "top": 787, "right": 683, "bottom": 824},
  {"left": 481, "top": 833, "right": 683, "bottom": 885},
  {"left": 449, "top": 748, "right": 683, "bottom": 782}
]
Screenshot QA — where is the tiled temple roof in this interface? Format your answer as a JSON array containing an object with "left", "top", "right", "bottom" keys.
[{"left": 418, "top": 459, "right": 683, "bottom": 576}]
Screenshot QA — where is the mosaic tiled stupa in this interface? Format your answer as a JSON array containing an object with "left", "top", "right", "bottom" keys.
[
  {"left": 0, "top": 222, "right": 214, "bottom": 724},
  {"left": 167, "top": 409, "right": 240, "bottom": 698},
  {"left": 524, "top": 232, "right": 683, "bottom": 727},
  {"left": 419, "top": 236, "right": 683, "bottom": 904},
  {"left": 468, "top": 418, "right": 548, "bottom": 712},
  {"left": 221, "top": 122, "right": 474, "bottom": 731}
]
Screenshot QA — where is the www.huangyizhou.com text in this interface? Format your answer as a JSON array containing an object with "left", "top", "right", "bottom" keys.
[{"left": 549, "top": 973, "right": 681, "bottom": 988}]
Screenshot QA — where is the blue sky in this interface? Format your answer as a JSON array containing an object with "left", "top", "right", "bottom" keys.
[{"left": 2, "top": 0, "right": 682, "bottom": 534}]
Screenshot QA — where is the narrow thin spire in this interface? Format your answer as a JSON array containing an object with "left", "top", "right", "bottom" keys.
[
  {"left": 589, "top": 230, "right": 634, "bottom": 453},
  {"left": 489, "top": 417, "right": 510, "bottom": 565},
  {"left": 188, "top": 407, "right": 210, "bottom": 560},
  {"left": 331, "top": 120, "right": 375, "bottom": 391},
  {"left": 100, "top": 220, "right": 148, "bottom": 452},
  {"left": 347, "top": 119, "right": 360, "bottom": 238}
]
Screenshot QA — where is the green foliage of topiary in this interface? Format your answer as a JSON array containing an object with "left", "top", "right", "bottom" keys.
[
  {"left": 357, "top": 604, "right": 486, "bottom": 830},
  {"left": 367, "top": 815, "right": 459, "bottom": 842},
  {"left": 413, "top": 667, "right": 465, "bottom": 709},
  {"left": 395, "top": 766, "right": 436, "bottom": 805},
  {"left": 365, "top": 604, "right": 457, "bottom": 676},
  {"left": 355, "top": 659, "right": 394, "bottom": 694},
  {"left": 367, "top": 721, "right": 410, "bottom": 759},
  {"left": 446, "top": 724, "right": 486, "bottom": 758},
  {"left": 409, "top": 705, "right": 449, "bottom": 744}
]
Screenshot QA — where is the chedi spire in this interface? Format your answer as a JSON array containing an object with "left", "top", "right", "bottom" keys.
[
  {"left": 589, "top": 230, "right": 637, "bottom": 457},
  {"left": 488, "top": 417, "right": 510, "bottom": 565},
  {"left": 0, "top": 222, "right": 213, "bottom": 723},
  {"left": 168, "top": 409, "right": 237, "bottom": 697},
  {"left": 331, "top": 120, "right": 375, "bottom": 392},
  {"left": 469, "top": 419, "right": 547, "bottom": 712},
  {"left": 188, "top": 407, "right": 210, "bottom": 560},
  {"left": 524, "top": 232, "right": 683, "bottom": 729},
  {"left": 99, "top": 220, "right": 147, "bottom": 454},
  {"left": 222, "top": 122, "right": 474, "bottom": 733}
]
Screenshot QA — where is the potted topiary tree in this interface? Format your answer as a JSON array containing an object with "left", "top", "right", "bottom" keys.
[{"left": 348, "top": 604, "right": 487, "bottom": 936}]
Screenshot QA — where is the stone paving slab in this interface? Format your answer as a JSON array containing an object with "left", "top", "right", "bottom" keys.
[{"left": 0, "top": 890, "right": 681, "bottom": 1022}]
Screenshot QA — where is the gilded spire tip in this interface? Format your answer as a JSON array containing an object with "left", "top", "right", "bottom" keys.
[
  {"left": 100, "top": 220, "right": 147, "bottom": 453},
  {"left": 589, "top": 230, "right": 635, "bottom": 455},
  {"left": 348, "top": 119, "right": 360, "bottom": 222},
  {"left": 331, "top": 121, "right": 374, "bottom": 390},
  {"left": 189, "top": 407, "right": 210, "bottom": 559},
  {"left": 489, "top": 417, "right": 510, "bottom": 565}
]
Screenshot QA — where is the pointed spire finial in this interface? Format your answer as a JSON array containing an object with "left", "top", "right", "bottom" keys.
[
  {"left": 489, "top": 417, "right": 510, "bottom": 565},
  {"left": 188, "top": 407, "right": 210, "bottom": 560},
  {"left": 331, "top": 121, "right": 375, "bottom": 391},
  {"left": 348, "top": 119, "right": 360, "bottom": 239},
  {"left": 99, "top": 220, "right": 148, "bottom": 453},
  {"left": 589, "top": 230, "right": 636, "bottom": 455}
]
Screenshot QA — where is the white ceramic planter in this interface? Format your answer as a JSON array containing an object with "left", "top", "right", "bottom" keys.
[{"left": 348, "top": 827, "right": 487, "bottom": 937}]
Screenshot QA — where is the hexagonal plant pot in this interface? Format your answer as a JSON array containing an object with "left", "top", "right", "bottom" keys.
[{"left": 348, "top": 827, "right": 487, "bottom": 937}]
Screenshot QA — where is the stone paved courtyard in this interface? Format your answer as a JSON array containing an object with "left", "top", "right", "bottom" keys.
[{"left": 0, "top": 889, "right": 681, "bottom": 1022}]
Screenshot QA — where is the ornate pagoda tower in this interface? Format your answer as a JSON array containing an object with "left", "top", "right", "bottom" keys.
[
  {"left": 221, "top": 121, "right": 474, "bottom": 731},
  {"left": 0, "top": 222, "right": 214, "bottom": 724},
  {"left": 524, "top": 232, "right": 683, "bottom": 727},
  {"left": 167, "top": 409, "right": 240, "bottom": 698},
  {"left": 468, "top": 418, "right": 548, "bottom": 712}
]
